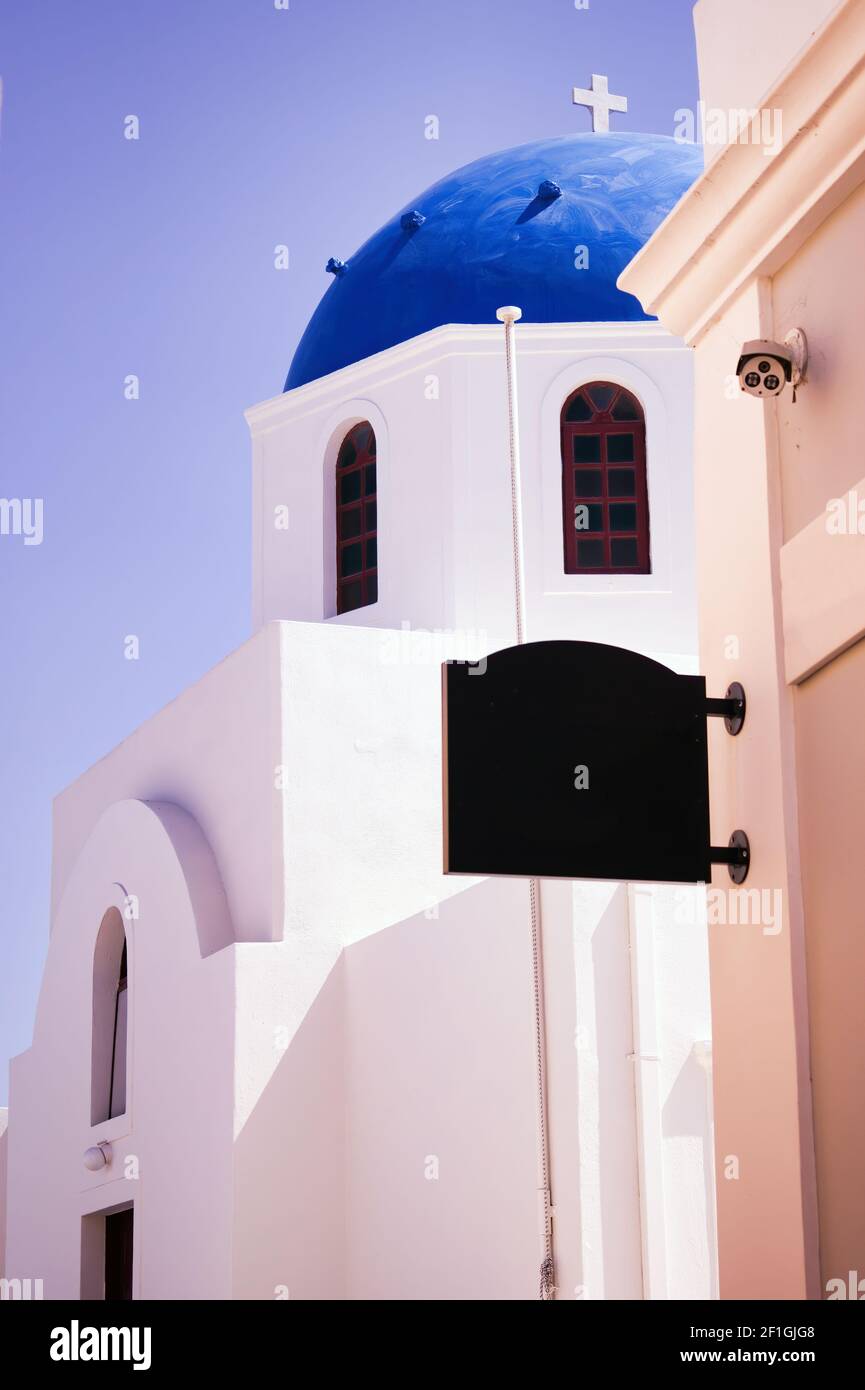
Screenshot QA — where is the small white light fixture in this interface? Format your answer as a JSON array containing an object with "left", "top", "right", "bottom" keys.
[{"left": 83, "top": 1141, "right": 112, "bottom": 1172}]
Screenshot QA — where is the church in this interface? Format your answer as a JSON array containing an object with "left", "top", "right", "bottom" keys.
[{"left": 1, "top": 117, "right": 717, "bottom": 1299}]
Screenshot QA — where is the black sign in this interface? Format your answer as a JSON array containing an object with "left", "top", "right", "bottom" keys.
[{"left": 443, "top": 640, "right": 716, "bottom": 885}]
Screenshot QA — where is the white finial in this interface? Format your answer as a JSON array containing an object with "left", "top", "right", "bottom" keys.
[
  {"left": 496, "top": 306, "right": 522, "bottom": 323},
  {"left": 572, "top": 74, "right": 628, "bottom": 133}
]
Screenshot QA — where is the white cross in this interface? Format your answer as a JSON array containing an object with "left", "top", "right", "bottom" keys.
[{"left": 572, "top": 74, "right": 628, "bottom": 133}]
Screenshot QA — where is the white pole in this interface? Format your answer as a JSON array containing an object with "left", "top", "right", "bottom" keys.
[
  {"left": 497, "top": 305, "right": 555, "bottom": 1298},
  {"left": 496, "top": 306, "right": 527, "bottom": 646},
  {"left": 627, "top": 884, "right": 669, "bottom": 1300}
]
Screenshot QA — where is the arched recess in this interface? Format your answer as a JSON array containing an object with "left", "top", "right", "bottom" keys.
[{"left": 26, "top": 798, "right": 235, "bottom": 1121}]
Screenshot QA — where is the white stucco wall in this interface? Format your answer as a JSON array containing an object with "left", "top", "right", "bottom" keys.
[
  {"left": 50, "top": 626, "right": 282, "bottom": 944},
  {"left": 230, "top": 880, "right": 713, "bottom": 1301},
  {"left": 6, "top": 800, "right": 236, "bottom": 1299},
  {"left": 10, "top": 285, "right": 713, "bottom": 1300},
  {"left": 228, "top": 621, "right": 713, "bottom": 1300},
  {"left": 247, "top": 322, "right": 697, "bottom": 670},
  {"left": 8, "top": 614, "right": 713, "bottom": 1299}
]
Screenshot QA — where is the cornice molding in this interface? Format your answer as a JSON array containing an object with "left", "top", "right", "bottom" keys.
[
  {"left": 618, "top": 0, "right": 865, "bottom": 342},
  {"left": 244, "top": 321, "right": 678, "bottom": 437}
]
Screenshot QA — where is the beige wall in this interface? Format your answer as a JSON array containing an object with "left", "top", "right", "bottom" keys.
[
  {"left": 0, "top": 1110, "right": 7, "bottom": 1279},
  {"left": 773, "top": 180, "right": 865, "bottom": 538},
  {"left": 694, "top": 0, "right": 841, "bottom": 149},
  {"left": 795, "top": 637, "right": 865, "bottom": 1286},
  {"left": 620, "top": 0, "right": 865, "bottom": 1299},
  {"left": 771, "top": 139, "right": 865, "bottom": 1291},
  {"left": 693, "top": 279, "right": 816, "bottom": 1298}
]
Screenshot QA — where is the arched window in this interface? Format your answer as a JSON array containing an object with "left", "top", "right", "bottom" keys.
[
  {"left": 91, "top": 908, "right": 128, "bottom": 1125},
  {"left": 561, "top": 382, "right": 649, "bottom": 574},
  {"left": 336, "top": 421, "right": 377, "bottom": 614}
]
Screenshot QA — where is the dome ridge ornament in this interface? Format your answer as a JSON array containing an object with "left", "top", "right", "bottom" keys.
[
  {"left": 400, "top": 210, "right": 426, "bottom": 230},
  {"left": 537, "top": 179, "right": 561, "bottom": 201}
]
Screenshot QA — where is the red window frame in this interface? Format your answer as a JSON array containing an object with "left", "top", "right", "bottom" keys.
[
  {"left": 561, "top": 382, "right": 650, "bottom": 575},
  {"left": 336, "top": 421, "right": 378, "bottom": 614}
]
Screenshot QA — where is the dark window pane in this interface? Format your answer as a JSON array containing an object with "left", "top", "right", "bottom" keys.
[
  {"left": 611, "top": 392, "right": 640, "bottom": 420},
  {"left": 577, "top": 539, "right": 605, "bottom": 568},
  {"left": 339, "top": 580, "right": 363, "bottom": 612},
  {"left": 573, "top": 469, "right": 602, "bottom": 498},
  {"left": 339, "top": 469, "right": 361, "bottom": 504},
  {"left": 572, "top": 435, "right": 601, "bottom": 463},
  {"left": 337, "top": 437, "right": 357, "bottom": 469},
  {"left": 565, "top": 392, "right": 592, "bottom": 422},
  {"left": 611, "top": 538, "right": 639, "bottom": 567},
  {"left": 340, "top": 542, "right": 363, "bottom": 577},
  {"left": 105, "top": 1209, "right": 134, "bottom": 1302},
  {"left": 587, "top": 383, "right": 616, "bottom": 411},
  {"left": 574, "top": 502, "right": 603, "bottom": 533},
  {"left": 610, "top": 502, "right": 637, "bottom": 531},
  {"left": 366, "top": 573, "right": 378, "bottom": 603},
  {"left": 109, "top": 984, "right": 127, "bottom": 1119},
  {"left": 607, "top": 434, "right": 635, "bottom": 462},
  {"left": 608, "top": 468, "right": 635, "bottom": 497},
  {"left": 365, "top": 537, "right": 377, "bottom": 567},
  {"left": 336, "top": 423, "right": 377, "bottom": 615}
]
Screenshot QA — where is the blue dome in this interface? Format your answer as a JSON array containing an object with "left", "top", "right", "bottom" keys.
[{"left": 285, "top": 132, "right": 703, "bottom": 391}]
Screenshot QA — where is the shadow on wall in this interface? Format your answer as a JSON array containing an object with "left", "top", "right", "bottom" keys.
[
  {"left": 663, "top": 1047, "right": 716, "bottom": 1297},
  {"left": 591, "top": 885, "right": 643, "bottom": 1299},
  {"left": 233, "top": 879, "right": 541, "bottom": 1301},
  {"left": 232, "top": 957, "right": 346, "bottom": 1302}
]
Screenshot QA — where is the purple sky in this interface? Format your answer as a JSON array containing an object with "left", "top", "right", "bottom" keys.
[{"left": 0, "top": 0, "right": 699, "bottom": 1104}]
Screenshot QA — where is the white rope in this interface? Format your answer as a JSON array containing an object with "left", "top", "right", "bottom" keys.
[{"left": 497, "top": 307, "right": 556, "bottom": 1300}]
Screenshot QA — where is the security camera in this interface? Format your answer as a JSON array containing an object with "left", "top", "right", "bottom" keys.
[
  {"left": 736, "top": 341, "right": 792, "bottom": 397},
  {"left": 736, "top": 329, "right": 808, "bottom": 401}
]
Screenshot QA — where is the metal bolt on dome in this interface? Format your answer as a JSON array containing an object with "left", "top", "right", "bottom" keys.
[{"left": 400, "top": 210, "right": 426, "bottom": 230}]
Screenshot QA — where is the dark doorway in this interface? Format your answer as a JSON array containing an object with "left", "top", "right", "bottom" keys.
[{"left": 104, "top": 1207, "right": 133, "bottom": 1300}]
